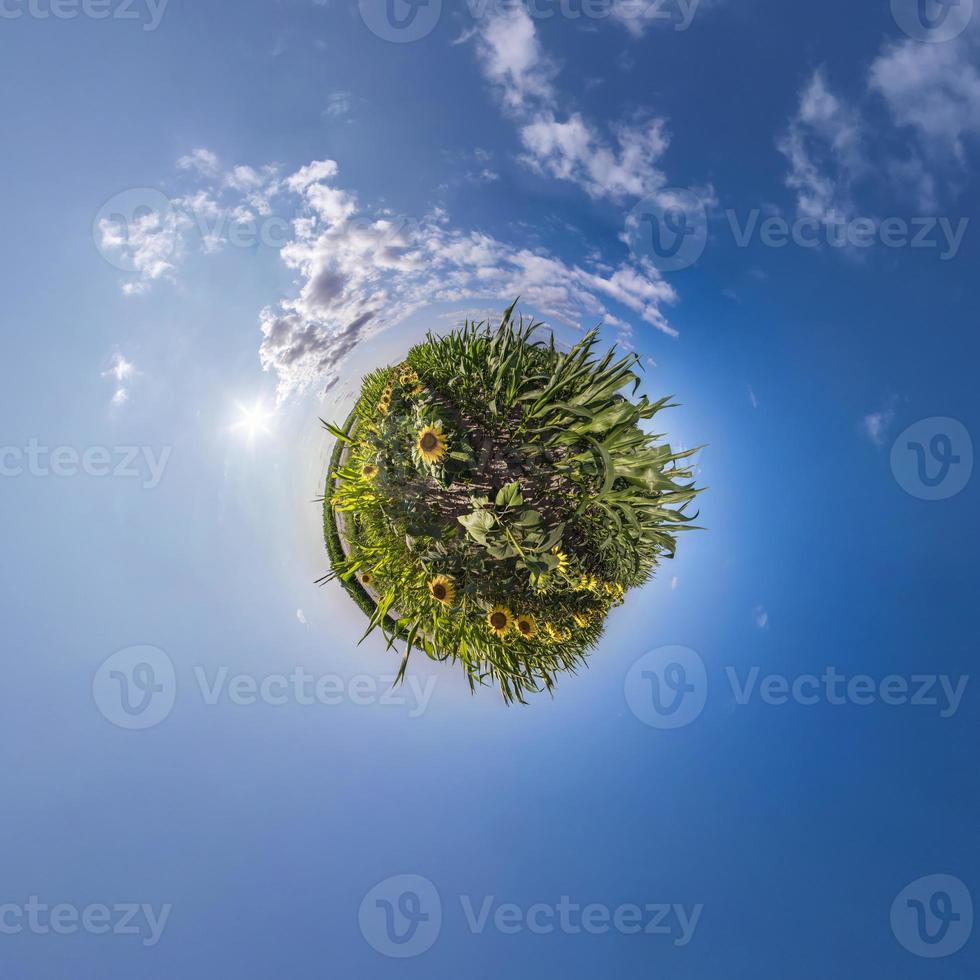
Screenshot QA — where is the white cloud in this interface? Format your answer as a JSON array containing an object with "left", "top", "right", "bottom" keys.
[
  {"left": 323, "top": 91, "right": 354, "bottom": 119},
  {"left": 296, "top": 608, "right": 307, "bottom": 625},
  {"left": 869, "top": 31, "right": 980, "bottom": 163},
  {"left": 102, "top": 353, "right": 136, "bottom": 406},
  {"left": 110, "top": 146, "right": 681, "bottom": 400},
  {"left": 608, "top": 0, "right": 716, "bottom": 36},
  {"left": 177, "top": 148, "right": 220, "bottom": 177},
  {"left": 863, "top": 401, "right": 896, "bottom": 447},
  {"left": 520, "top": 113, "right": 669, "bottom": 203},
  {"left": 97, "top": 204, "right": 187, "bottom": 291},
  {"left": 780, "top": 26, "right": 980, "bottom": 220},
  {"left": 260, "top": 159, "right": 679, "bottom": 400},
  {"left": 754, "top": 605, "right": 769, "bottom": 630},
  {"left": 469, "top": 8, "right": 673, "bottom": 204},
  {"left": 472, "top": 7, "right": 557, "bottom": 114},
  {"left": 777, "top": 69, "right": 866, "bottom": 225}
]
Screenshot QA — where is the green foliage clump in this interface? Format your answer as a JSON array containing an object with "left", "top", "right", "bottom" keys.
[{"left": 321, "top": 302, "right": 702, "bottom": 702}]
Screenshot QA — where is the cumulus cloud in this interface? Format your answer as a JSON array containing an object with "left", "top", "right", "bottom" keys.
[
  {"left": 520, "top": 113, "right": 670, "bottom": 202},
  {"left": 109, "top": 148, "right": 680, "bottom": 401},
  {"left": 471, "top": 6, "right": 558, "bottom": 113},
  {"left": 469, "top": 7, "right": 672, "bottom": 203},
  {"left": 260, "top": 158, "right": 679, "bottom": 400}
]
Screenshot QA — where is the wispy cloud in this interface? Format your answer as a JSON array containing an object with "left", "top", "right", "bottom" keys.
[
  {"left": 322, "top": 91, "right": 354, "bottom": 119},
  {"left": 779, "top": 23, "right": 980, "bottom": 221},
  {"left": 102, "top": 353, "right": 137, "bottom": 407},
  {"left": 777, "top": 69, "right": 866, "bottom": 226},
  {"left": 862, "top": 398, "right": 897, "bottom": 447}
]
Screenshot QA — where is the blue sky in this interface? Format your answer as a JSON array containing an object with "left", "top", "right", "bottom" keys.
[{"left": 1, "top": 0, "right": 979, "bottom": 975}]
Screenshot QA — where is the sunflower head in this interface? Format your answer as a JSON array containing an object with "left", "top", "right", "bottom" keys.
[
  {"left": 417, "top": 424, "right": 448, "bottom": 464},
  {"left": 378, "top": 399, "right": 390, "bottom": 415},
  {"left": 572, "top": 611, "right": 591, "bottom": 629},
  {"left": 427, "top": 575, "right": 456, "bottom": 607},
  {"left": 514, "top": 613, "right": 538, "bottom": 639},
  {"left": 486, "top": 605, "right": 512, "bottom": 638},
  {"left": 544, "top": 622, "right": 563, "bottom": 644},
  {"left": 360, "top": 571, "right": 374, "bottom": 586},
  {"left": 551, "top": 547, "right": 570, "bottom": 574},
  {"left": 361, "top": 462, "right": 378, "bottom": 480}
]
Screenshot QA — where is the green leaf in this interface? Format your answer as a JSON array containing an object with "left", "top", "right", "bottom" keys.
[{"left": 495, "top": 482, "right": 523, "bottom": 509}]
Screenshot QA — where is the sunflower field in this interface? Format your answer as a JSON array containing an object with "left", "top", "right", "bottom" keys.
[{"left": 321, "top": 302, "right": 703, "bottom": 702}]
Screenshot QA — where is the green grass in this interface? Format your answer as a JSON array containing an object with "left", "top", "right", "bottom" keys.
[{"left": 320, "top": 302, "right": 703, "bottom": 702}]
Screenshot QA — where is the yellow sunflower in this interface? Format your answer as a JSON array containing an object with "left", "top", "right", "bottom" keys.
[
  {"left": 427, "top": 575, "right": 456, "bottom": 607},
  {"left": 360, "top": 571, "right": 374, "bottom": 586},
  {"left": 551, "top": 548, "right": 570, "bottom": 574},
  {"left": 514, "top": 613, "right": 538, "bottom": 639},
  {"left": 544, "top": 623, "right": 563, "bottom": 644},
  {"left": 378, "top": 399, "right": 390, "bottom": 415},
  {"left": 572, "top": 611, "right": 591, "bottom": 629},
  {"left": 486, "top": 605, "right": 513, "bottom": 638},
  {"left": 361, "top": 462, "right": 378, "bottom": 480},
  {"left": 417, "top": 424, "right": 448, "bottom": 464}
]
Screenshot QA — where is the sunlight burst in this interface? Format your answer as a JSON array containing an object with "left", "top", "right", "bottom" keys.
[{"left": 232, "top": 399, "right": 274, "bottom": 442}]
